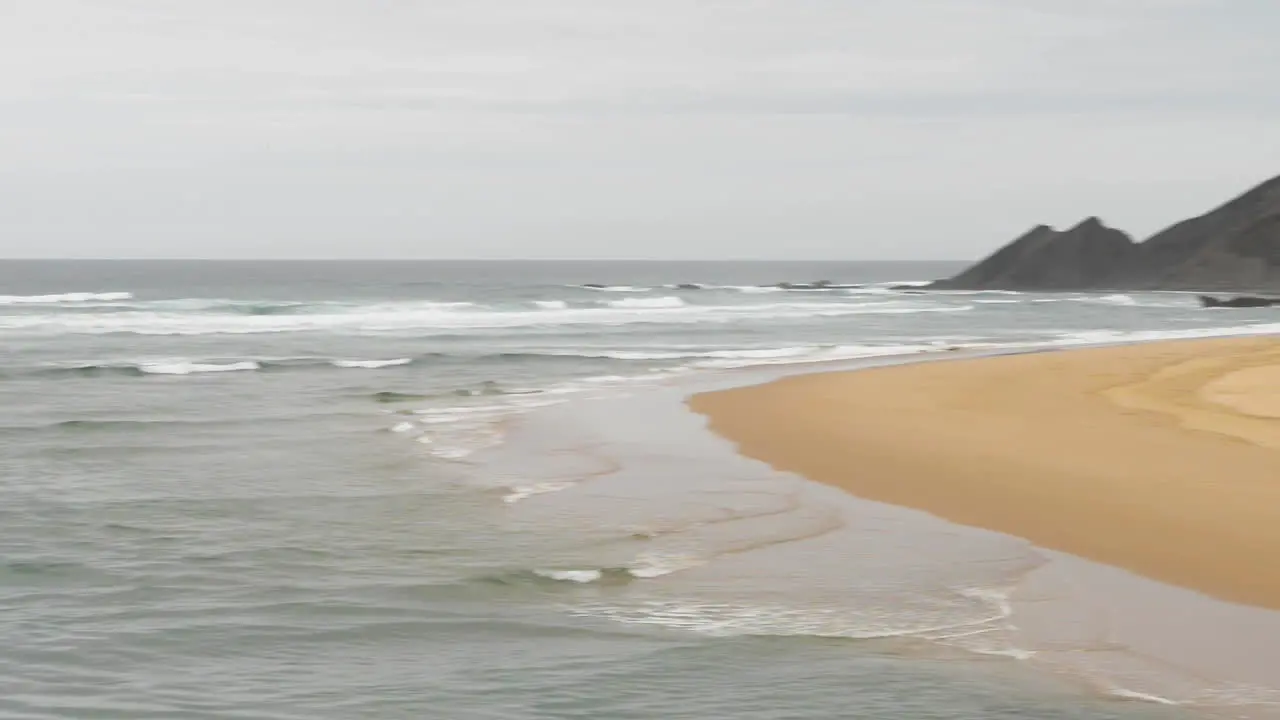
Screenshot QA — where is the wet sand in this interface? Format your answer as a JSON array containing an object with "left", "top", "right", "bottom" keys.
[{"left": 689, "top": 336, "right": 1280, "bottom": 611}]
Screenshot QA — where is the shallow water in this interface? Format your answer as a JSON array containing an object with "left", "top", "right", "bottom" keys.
[{"left": 6, "top": 259, "right": 1276, "bottom": 718}]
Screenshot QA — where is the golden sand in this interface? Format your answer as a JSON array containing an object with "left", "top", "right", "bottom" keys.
[{"left": 689, "top": 337, "right": 1280, "bottom": 610}]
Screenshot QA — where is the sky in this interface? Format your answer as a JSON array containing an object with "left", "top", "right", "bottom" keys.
[{"left": 0, "top": 0, "right": 1277, "bottom": 260}]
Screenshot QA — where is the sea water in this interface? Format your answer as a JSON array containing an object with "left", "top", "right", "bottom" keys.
[{"left": 6, "top": 259, "right": 1276, "bottom": 719}]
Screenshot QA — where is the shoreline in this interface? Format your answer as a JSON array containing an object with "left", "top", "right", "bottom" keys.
[
  {"left": 687, "top": 335, "right": 1280, "bottom": 712},
  {"left": 688, "top": 335, "right": 1280, "bottom": 611},
  {"left": 473, "top": 339, "right": 1280, "bottom": 713}
]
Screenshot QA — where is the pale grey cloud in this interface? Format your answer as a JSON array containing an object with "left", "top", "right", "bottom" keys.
[{"left": 0, "top": 0, "right": 1276, "bottom": 258}]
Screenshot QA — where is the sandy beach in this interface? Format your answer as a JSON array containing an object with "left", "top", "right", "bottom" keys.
[{"left": 690, "top": 336, "right": 1280, "bottom": 611}]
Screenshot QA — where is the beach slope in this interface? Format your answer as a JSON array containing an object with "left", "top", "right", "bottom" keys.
[{"left": 690, "top": 337, "right": 1280, "bottom": 610}]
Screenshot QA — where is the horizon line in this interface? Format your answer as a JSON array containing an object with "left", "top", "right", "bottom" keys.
[{"left": 0, "top": 257, "right": 971, "bottom": 263}]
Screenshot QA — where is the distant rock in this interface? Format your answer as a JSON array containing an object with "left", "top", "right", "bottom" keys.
[
  {"left": 931, "top": 217, "right": 1136, "bottom": 291},
  {"left": 932, "top": 173, "right": 1280, "bottom": 291}
]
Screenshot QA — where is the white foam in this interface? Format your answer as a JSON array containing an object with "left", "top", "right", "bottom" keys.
[
  {"left": 1029, "top": 293, "right": 1189, "bottom": 309},
  {"left": 578, "top": 374, "right": 651, "bottom": 384},
  {"left": 626, "top": 552, "right": 704, "bottom": 578},
  {"left": 138, "top": 361, "right": 261, "bottom": 375},
  {"left": 331, "top": 358, "right": 412, "bottom": 369},
  {"left": 606, "top": 296, "right": 685, "bottom": 309},
  {"left": 546, "top": 346, "right": 817, "bottom": 362},
  {"left": 0, "top": 298, "right": 974, "bottom": 336},
  {"left": 1105, "top": 687, "right": 1181, "bottom": 706},
  {"left": 390, "top": 421, "right": 417, "bottom": 433},
  {"left": 415, "top": 434, "right": 490, "bottom": 460},
  {"left": 1049, "top": 323, "right": 1280, "bottom": 348},
  {"left": 968, "top": 646, "right": 1037, "bottom": 661},
  {"left": 534, "top": 569, "right": 603, "bottom": 583},
  {"left": 0, "top": 291, "right": 133, "bottom": 305},
  {"left": 534, "top": 342, "right": 973, "bottom": 367},
  {"left": 373, "top": 300, "right": 476, "bottom": 309},
  {"left": 412, "top": 405, "right": 515, "bottom": 421},
  {"left": 502, "top": 481, "right": 575, "bottom": 504},
  {"left": 1033, "top": 295, "right": 1141, "bottom": 306},
  {"left": 533, "top": 300, "right": 568, "bottom": 310},
  {"left": 406, "top": 401, "right": 529, "bottom": 460},
  {"left": 691, "top": 343, "right": 940, "bottom": 369},
  {"left": 571, "top": 600, "right": 1011, "bottom": 640}
]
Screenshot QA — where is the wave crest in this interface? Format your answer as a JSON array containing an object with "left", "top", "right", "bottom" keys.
[
  {"left": 138, "top": 361, "right": 261, "bottom": 375},
  {"left": 331, "top": 358, "right": 412, "bottom": 369},
  {"left": 0, "top": 291, "right": 132, "bottom": 305}
]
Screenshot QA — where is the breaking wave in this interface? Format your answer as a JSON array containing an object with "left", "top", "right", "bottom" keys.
[
  {"left": 24, "top": 316, "right": 1280, "bottom": 384},
  {"left": 0, "top": 291, "right": 133, "bottom": 305},
  {"left": 138, "top": 361, "right": 261, "bottom": 375},
  {"left": 0, "top": 298, "right": 971, "bottom": 336},
  {"left": 526, "top": 343, "right": 944, "bottom": 366},
  {"left": 330, "top": 358, "right": 412, "bottom": 369},
  {"left": 33, "top": 356, "right": 425, "bottom": 379}
]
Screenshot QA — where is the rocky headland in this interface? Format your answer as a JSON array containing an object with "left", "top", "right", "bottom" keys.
[{"left": 932, "top": 173, "right": 1280, "bottom": 292}]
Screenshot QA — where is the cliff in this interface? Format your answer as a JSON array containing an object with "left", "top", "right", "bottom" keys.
[{"left": 933, "top": 173, "right": 1280, "bottom": 291}]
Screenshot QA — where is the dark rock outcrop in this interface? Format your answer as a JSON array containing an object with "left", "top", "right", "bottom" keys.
[
  {"left": 933, "top": 173, "right": 1280, "bottom": 291},
  {"left": 931, "top": 218, "right": 1137, "bottom": 290},
  {"left": 1197, "top": 295, "right": 1280, "bottom": 308}
]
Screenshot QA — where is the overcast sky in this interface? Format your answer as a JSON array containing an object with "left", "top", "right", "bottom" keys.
[{"left": 1, "top": 0, "right": 1277, "bottom": 260}]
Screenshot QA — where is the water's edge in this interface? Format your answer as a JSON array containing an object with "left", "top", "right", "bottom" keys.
[{"left": 491, "top": 343, "right": 1280, "bottom": 718}]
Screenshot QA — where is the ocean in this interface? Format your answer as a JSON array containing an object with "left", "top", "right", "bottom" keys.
[{"left": 3, "top": 259, "right": 1276, "bottom": 719}]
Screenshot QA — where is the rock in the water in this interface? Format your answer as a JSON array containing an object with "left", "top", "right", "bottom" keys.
[
  {"left": 1197, "top": 295, "right": 1280, "bottom": 308},
  {"left": 933, "top": 173, "right": 1280, "bottom": 291}
]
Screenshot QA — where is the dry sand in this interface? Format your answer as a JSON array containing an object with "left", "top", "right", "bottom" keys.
[{"left": 690, "top": 337, "right": 1280, "bottom": 611}]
